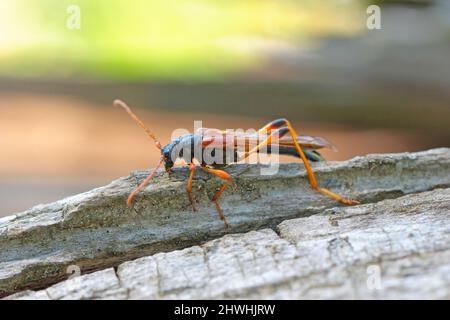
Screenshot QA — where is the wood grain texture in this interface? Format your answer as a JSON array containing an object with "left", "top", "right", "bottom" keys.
[
  {"left": 6, "top": 188, "right": 449, "bottom": 299},
  {"left": 1, "top": 148, "right": 449, "bottom": 298}
]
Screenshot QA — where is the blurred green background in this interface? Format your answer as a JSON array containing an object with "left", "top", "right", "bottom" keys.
[
  {"left": 0, "top": 0, "right": 449, "bottom": 216},
  {"left": 1, "top": 0, "right": 363, "bottom": 80}
]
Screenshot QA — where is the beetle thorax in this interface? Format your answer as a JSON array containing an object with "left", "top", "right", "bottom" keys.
[{"left": 162, "top": 134, "right": 202, "bottom": 169}]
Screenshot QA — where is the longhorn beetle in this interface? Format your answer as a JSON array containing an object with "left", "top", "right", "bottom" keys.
[{"left": 114, "top": 99, "right": 359, "bottom": 228}]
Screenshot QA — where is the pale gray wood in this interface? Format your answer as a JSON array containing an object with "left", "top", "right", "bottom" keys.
[
  {"left": 6, "top": 188, "right": 449, "bottom": 299},
  {"left": 1, "top": 148, "right": 449, "bottom": 297}
]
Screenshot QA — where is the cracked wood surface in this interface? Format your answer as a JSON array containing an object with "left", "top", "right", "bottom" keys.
[
  {"left": 6, "top": 188, "right": 450, "bottom": 300},
  {"left": 0, "top": 148, "right": 449, "bottom": 297}
]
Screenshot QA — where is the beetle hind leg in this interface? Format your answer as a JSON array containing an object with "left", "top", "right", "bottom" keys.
[{"left": 249, "top": 118, "right": 359, "bottom": 206}]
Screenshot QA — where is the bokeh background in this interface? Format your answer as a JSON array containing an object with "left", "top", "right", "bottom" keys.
[{"left": 0, "top": 0, "right": 449, "bottom": 216}]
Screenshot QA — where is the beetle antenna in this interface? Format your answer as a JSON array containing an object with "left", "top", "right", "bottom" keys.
[{"left": 114, "top": 99, "right": 162, "bottom": 150}]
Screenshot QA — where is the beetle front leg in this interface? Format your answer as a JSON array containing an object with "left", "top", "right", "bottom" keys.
[{"left": 186, "top": 163, "right": 198, "bottom": 212}]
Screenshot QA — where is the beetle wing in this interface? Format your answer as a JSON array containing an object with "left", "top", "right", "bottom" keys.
[
  {"left": 197, "top": 128, "right": 234, "bottom": 148},
  {"left": 234, "top": 132, "right": 336, "bottom": 151},
  {"left": 279, "top": 134, "right": 337, "bottom": 151},
  {"left": 198, "top": 128, "right": 336, "bottom": 151}
]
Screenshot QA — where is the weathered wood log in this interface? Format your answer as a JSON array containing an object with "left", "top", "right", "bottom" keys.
[
  {"left": 6, "top": 187, "right": 450, "bottom": 299},
  {"left": 1, "top": 148, "right": 449, "bottom": 297}
]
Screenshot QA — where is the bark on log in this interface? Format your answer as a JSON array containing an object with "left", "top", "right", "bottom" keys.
[
  {"left": 5, "top": 188, "right": 450, "bottom": 299},
  {"left": 1, "top": 148, "right": 449, "bottom": 298}
]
